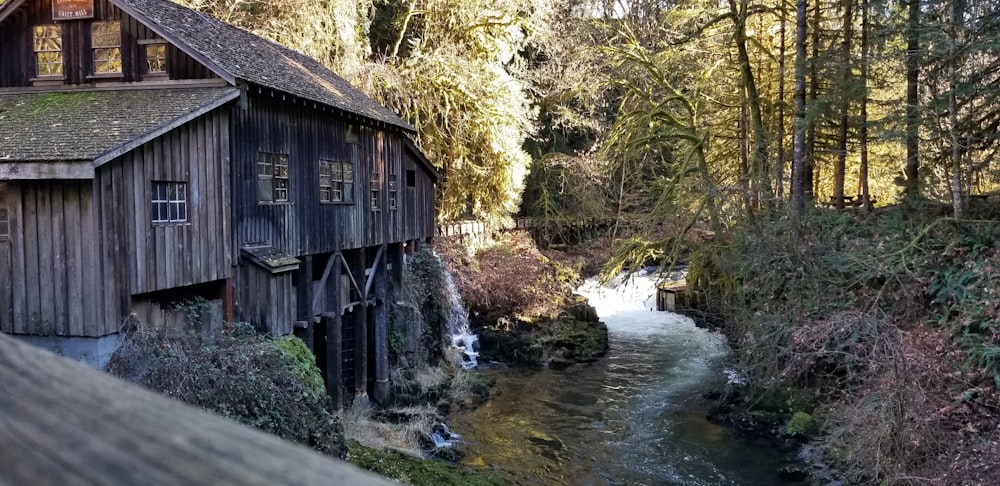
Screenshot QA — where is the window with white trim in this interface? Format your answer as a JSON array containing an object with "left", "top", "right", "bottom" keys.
[
  {"left": 33, "top": 25, "right": 63, "bottom": 77},
  {"left": 152, "top": 182, "right": 187, "bottom": 224},
  {"left": 259, "top": 152, "right": 290, "bottom": 203},
  {"left": 145, "top": 43, "right": 166, "bottom": 74},
  {"left": 91, "top": 21, "right": 122, "bottom": 75}
]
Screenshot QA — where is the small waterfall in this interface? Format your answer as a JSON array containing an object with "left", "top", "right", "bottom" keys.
[{"left": 438, "top": 254, "right": 479, "bottom": 369}]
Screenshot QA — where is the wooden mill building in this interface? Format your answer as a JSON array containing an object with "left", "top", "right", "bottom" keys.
[{"left": 0, "top": 0, "right": 438, "bottom": 405}]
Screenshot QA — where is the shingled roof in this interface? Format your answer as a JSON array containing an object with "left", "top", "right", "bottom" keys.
[
  {"left": 0, "top": 87, "right": 238, "bottom": 162},
  {"left": 113, "top": 0, "right": 414, "bottom": 133}
]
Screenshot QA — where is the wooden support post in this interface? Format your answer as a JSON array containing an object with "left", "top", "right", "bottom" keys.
[
  {"left": 322, "top": 311, "right": 343, "bottom": 410},
  {"left": 390, "top": 243, "right": 404, "bottom": 290},
  {"left": 405, "top": 240, "right": 415, "bottom": 257},
  {"left": 328, "top": 254, "right": 344, "bottom": 408},
  {"left": 297, "top": 255, "right": 313, "bottom": 320},
  {"left": 350, "top": 248, "right": 368, "bottom": 397},
  {"left": 373, "top": 245, "right": 390, "bottom": 405},
  {"left": 221, "top": 277, "right": 234, "bottom": 323}
]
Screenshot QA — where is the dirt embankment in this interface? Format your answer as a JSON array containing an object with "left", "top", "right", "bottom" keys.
[
  {"left": 687, "top": 205, "right": 1000, "bottom": 485},
  {"left": 434, "top": 231, "right": 613, "bottom": 369}
]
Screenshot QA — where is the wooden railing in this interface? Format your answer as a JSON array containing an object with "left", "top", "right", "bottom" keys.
[
  {"left": 0, "top": 332, "right": 393, "bottom": 485},
  {"left": 436, "top": 217, "right": 614, "bottom": 238}
]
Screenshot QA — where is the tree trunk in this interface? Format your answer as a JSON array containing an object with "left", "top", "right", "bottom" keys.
[
  {"left": 740, "top": 93, "right": 751, "bottom": 209},
  {"left": 792, "top": 0, "right": 809, "bottom": 216},
  {"left": 777, "top": 5, "right": 788, "bottom": 200},
  {"left": 805, "top": 0, "right": 820, "bottom": 201},
  {"left": 834, "top": 0, "right": 854, "bottom": 210},
  {"left": 949, "top": 0, "right": 963, "bottom": 218},
  {"left": 904, "top": 0, "right": 921, "bottom": 196},
  {"left": 859, "top": 0, "right": 872, "bottom": 213},
  {"left": 730, "top": 0, "right": 772, "bottom": 211}
]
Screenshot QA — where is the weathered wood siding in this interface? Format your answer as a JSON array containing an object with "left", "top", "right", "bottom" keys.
[
  {"left": 0, "top": 0, "right": 216, "bottom": 88},
  {"left": 0, "top": 180, "right": 111, "bottom": 337},
  {"left": 0, "top": 184, "right": 12, "bottom": 332},
  {"left": 238, "top": 264, "right": 295, "bottom": 336},
  {"left": 231, "top": 92, "right": 436, "bottom": 257},
  {"left": 98, "top": 109, "right": 231, "bottom": 296},
  {"left": 402, "top": 146, "right": 436, "bottom": 240}
]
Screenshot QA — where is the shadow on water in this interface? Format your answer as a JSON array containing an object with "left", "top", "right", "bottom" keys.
[{"left": 449, "top": 272, "right": 799, "bottom": 485}]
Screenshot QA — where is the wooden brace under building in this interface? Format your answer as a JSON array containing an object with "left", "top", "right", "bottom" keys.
[{"left": 0, "top": 0, "right": 439, "bottom": 406}]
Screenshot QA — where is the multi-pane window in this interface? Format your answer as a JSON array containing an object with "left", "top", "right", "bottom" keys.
[
  {"left": 152, "top": 182, "right": 187, "bottom": 224},
  {"left": 388, "top": 174, "right": 398, "bottom": 210},
  {"left": 33, "top": 25, "right": 63, "bottom": 77},
  {"left": 319, "top": 159, "right": 354, "bottom": 203},
  {"left": 91, "top": 21, "right": 122, "bottom": 74},
  {"left": 370, "top": 161, "right": 380, "bottom": 211},
  {"left": 258, "top": 152, "right": 290, "bottom": 203},
  {"left": 146, "top": 43, "right": 166, "bottom": 74},
  {"left": 318, "top": 160, "right": 333, "bottom": 202}
]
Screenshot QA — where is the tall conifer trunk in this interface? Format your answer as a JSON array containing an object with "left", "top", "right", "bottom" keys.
[
  {"left": 949, "top": 0, "right": 964, "bottom": 218},
  {"left": 834, "top": 0, "right": 854, "bottom": 210},
  {"left": 777, "top": 6, "right": 788, "bottom": 200},
  {"left": 904, "top": 0, "right": 921, "bottom": 196},
  {"left": 805, "top": 0, "right": 820, "bottom": 201},
  {"left": 859, "top": 0, "right": 872, "bottom": 212},
  {"left": 792, "top": 0, "right": 809, "bottom": 216}
]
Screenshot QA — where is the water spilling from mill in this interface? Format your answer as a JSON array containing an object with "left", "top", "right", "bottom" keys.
[
  {"left": 439, "top": 254, "right": 479, "bottom": 369},
  {"left": 447, "top": 269, "right": 799, "bottom": 485}
]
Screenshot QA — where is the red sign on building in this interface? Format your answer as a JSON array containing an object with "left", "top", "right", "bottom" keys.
[{"left": 52, "top": 0, "right": 95, "bottom": 21}]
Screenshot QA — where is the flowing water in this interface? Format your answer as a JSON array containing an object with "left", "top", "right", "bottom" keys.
[
  {"left": 441, "top": 259, "right": 480, "bottom": 369},
  {"left": 448, "top": 270, "right": 799, "bottom": 485}
]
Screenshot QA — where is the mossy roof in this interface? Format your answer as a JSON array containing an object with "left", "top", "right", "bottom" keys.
[
  {"left": 0, "top": 87, "right": 237, "bottom": 162},
  {"left": 241, "top": 246, "right": 301, "bottom": 272},
  {"left": 114, "top": 0, "right": 414, "bottom": 133}
]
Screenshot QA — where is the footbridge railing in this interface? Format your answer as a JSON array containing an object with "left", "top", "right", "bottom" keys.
[{"left": 436, "top": 217, "right": 615, "bottom": 239}]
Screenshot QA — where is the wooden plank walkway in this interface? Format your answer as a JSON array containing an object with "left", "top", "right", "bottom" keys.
[{"left": 0, "top": 332, "right": 393, "bottom": 486}]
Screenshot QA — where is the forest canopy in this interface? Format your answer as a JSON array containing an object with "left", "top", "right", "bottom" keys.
[{"left": 171, "top": 0, "right": 1000, "bottom": 230}]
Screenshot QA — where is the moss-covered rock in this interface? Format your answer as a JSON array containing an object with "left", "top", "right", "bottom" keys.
[
  {"left": 545, "top": 318, "right": 609, "bottom": 364},
  {"left": 786, "top": 411, "right": 817, "bottom": 438},
  {"left": 477, "top": 328, "right": 546, "bottom": 365},
  {"left": 348, "top": 442, "right": 511, "bottom": 486},
  {"left": 274, "top": 335, "right": 327, "bottom": 396}
]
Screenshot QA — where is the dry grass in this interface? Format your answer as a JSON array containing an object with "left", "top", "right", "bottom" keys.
[
  {"left": 339, "top": 401, "right": 438, "bottom": 458},
  {"left": 435, "top": 231, "right": 576, "bottom": 322}
]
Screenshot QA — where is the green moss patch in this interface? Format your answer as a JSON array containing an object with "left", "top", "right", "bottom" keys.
[{"left": 348, "top": 442, "right": 511, "bottom": 486}]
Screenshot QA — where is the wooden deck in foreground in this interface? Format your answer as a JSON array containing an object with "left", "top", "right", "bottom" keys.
[{"left": 0, "top": 333, "right": 392, "bottom": 485}]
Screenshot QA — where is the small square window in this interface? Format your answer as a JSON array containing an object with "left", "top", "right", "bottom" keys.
[
  {"left": 152, "top": 182, "right": 187, "bottom": 224},
  {"left": 406, "top": 169, "right": 416, "bottom": 188},
  {"left": 146, "top": 43, "right": 166, "bottom": 74}
]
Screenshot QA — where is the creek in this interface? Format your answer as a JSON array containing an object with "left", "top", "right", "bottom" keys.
[{"left": 448, "top": 270, "right": 800, "bottom": 485}]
